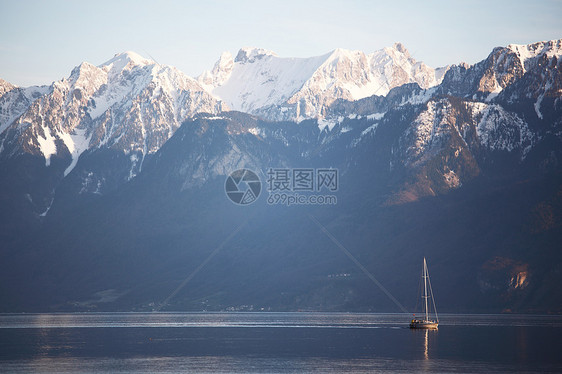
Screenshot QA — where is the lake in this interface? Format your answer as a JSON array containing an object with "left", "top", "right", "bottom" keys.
[{"left": 0, "top": 313, "right": 561, "bottom": 373}]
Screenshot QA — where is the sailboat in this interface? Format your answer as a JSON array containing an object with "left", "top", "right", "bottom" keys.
[{"left": 410, "top": 257, "right": 439, "bottom": 329}]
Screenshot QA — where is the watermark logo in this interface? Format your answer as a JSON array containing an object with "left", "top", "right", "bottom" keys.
[
  {"left": 266, "top": 168, "right": 338, "bottom": 206},
  {"left": 225, "top": 169, "right": 261, "bottom": 205}
]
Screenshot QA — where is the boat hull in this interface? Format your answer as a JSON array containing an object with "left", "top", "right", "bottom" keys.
[{"left": 409, "top": 320, "right": 438, "bottom": 329}]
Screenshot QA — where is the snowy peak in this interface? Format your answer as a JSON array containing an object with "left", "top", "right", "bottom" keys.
[
  {"left": 94, "top": 51, "right": 158, "bottom": 86},
  {"left": 234, "top": 47, "right": 277, "bottom": 63},
  {"left": 199, "top": 52, "right": 234, "bottom": 89},
  {"left": 200, "top": 49, "right": 329, "bottom": 114},
  {"left": 327, "top": 47, "right": 366, "bottom": 60},
  {"left": 101, "top": 51, "right": 154, "bottom": 71},
  {"left": 0, "top": 78, "right": 16, "bottom": 97},
  {"left": 508, "top": 39, "right": 562, "bottom": 72},
  {"left": 68, "top": 62, "right": 107, "bottom": 96},
  {"left": 391, "top": 42, "right": 409, "bottom": 56},
  {"left": 200, "top": 43, "right": 446, "bottom": 121},
  {"left": 381, "top": 42, "right": 414, "bottom": 65}
]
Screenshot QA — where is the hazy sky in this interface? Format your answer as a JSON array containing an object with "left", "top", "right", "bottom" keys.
[{"left": 1, "top": 0, "right": 561, "bottom": 86}]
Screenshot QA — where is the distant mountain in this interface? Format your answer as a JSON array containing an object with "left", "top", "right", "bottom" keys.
[
  {"left": 199, "top": 43, "right": 448, "bottom": 122},
  {"left": 0, "top": 39, "right": 561, "bottom": 313}
]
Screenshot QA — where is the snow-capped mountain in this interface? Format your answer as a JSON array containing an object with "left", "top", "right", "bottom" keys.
[
  {"left": 199, "top": 43, "right": 448, "bottom": 122},
  {"left": 0, "top": 51, "right": 225, "bottom": 214},
  {"left": 1, "top": 52, "right": 224, "bottom": 175}
]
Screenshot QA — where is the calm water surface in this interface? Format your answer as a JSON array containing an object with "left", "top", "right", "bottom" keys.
[{"left": 0, "top": 313, "right": 561, "bottom": 373}]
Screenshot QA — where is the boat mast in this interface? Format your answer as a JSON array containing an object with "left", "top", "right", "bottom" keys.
[{"left": 423, "top": 257, "right": 429, "bottom": 322}]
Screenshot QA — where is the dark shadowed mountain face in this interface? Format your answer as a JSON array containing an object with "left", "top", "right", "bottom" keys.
[{"left": 0, "top": 40, "right": 561, "bottom": 313}]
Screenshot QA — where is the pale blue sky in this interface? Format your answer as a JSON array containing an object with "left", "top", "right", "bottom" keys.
[{"left": 1, "top": 0, "right": 561, "bottom": 86}]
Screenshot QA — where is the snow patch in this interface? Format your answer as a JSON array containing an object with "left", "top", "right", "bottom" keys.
[
  {"left": 534, "top": 79, "right": 552, "bottom": 120},
  {"left": 100, "top": 51, "right": 154, "bottom": 73},
  {"left": 39, "top": 203, "right": 52, "bottom": 217},
  {"left": 248, "top": 127, "right": 263, "bottom": 137},
  {"left": 361, "top": 123, "right": 379, "bottom": 137},
  {"left": 404, "top": 87, "right": 436, "bottom": 105},
  {"left": 128, "top": 153, "right": 139, "bottom": 180},
  {"left": 366, "top": 112, "right": 385, "bottom": 120},
  {"left": 485, "top": 85, "right": 503, "bottom": 102},
  {"left": 351, "top": 123, "right": 380, "bottom": 147},
  {"left": 61, "top": 128, "right": 91, "bottom": 177},
  {"left": 534, "top": 95, "right": 544, "bottom": 119},
  {"left": 204, "top": 116, "right": 229, "bottom": 120},
  {"left": 317, "top": 116, "right": 343, "bottom": 131},
  {"left": 37, "top": 124, "right": 57, "bottom": 166}
]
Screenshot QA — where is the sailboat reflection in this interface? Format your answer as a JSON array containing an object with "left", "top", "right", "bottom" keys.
[
  {"left": 424, "top": 329, "right": 429, "bottom": 360},
  {"left": 411, "top": 324, "right": 434, "bottom": 360}
]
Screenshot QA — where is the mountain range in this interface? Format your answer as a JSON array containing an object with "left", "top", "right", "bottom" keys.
[{"left": 0, "top": 39, "right": 561, "bottom": 313}]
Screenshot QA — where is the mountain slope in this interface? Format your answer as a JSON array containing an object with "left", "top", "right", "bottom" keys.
[{"left": 3, "top": 110, "right": 560, "bottom": 313}]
